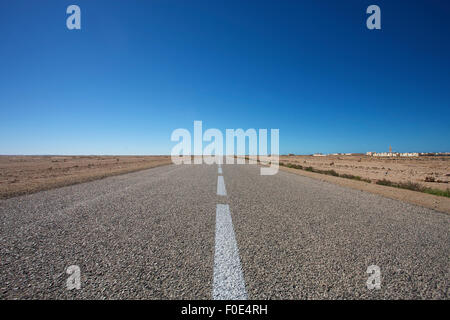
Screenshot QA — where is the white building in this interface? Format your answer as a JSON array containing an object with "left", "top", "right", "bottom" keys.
[{"left": 399, "top": 152, "right": 419, "bottom": 157}]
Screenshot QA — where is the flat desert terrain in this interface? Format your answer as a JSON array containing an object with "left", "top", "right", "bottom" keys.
[
  {"left": 0, "top": 155, "right": 172, "bottom": 199},
  {"left": 1, "top": 154, "right": 449, "bottom": 203},
  {"left": 280, "top": 155, "right": 450, "bottom": 190}
]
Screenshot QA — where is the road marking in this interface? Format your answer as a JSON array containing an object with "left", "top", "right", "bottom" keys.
[
  {"left": 217, "top": 175, "right": 227, "bottom": 196},
  {"left": 213, "top": 204, "right": 248, "bottom": 300},
  {"left": 218, "top": 167, "right": 223, "bottom": 174}
]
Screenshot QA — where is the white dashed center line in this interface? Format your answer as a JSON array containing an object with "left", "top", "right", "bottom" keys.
[
  {"left": 218, "top": 167, "right": 223, "bottom": 174},
  {"left": 217, "top": 175, "right": 227, "bottom": 196},
  {"left": 213, "top": 204, "right": 248, "bottom": 300}
]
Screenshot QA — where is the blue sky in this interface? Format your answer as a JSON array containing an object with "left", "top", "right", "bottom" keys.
[{"left": 0, "top": 0, "right": 449, "bottom": 155}]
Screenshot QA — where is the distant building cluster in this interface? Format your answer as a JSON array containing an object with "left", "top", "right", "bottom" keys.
[
  {"left": 366, "top": 152, "right": 450, "bottom": 157},
  {"left": 307, "top": 150, "right": 449, "bottom": 157},
  {"left": 366, "top": 152, "right": 419, "bottom": 157},
  {"left": 421, "top": 152, "right": 450, "bottom": 156}
]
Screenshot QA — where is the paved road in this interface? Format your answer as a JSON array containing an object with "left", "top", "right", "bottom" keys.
[{"left": 0, "top": 162, "right": 448, "bottom": 299}]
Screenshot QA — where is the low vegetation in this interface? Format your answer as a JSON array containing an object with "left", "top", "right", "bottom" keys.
[
  {"left": 280, "top": 162, "right": 372, "bottom": 183},
  {"left": 280, "top": 162, "right": 450, "bottom": 198},
  {"left": 376, "top": 179, "right": 450, "bottom": 198}
]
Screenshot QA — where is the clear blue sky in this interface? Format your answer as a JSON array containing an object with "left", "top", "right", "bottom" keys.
[{"left": 1, "top": 0, "right": 449, "bottom": 155}]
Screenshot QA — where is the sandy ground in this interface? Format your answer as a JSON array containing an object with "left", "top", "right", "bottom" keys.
[
  {"left": 280, "top": 155, "right": 450, "bottom": 191},
  {"left": 276, "top": 155, "right": 450, "bottom": 214},
  {"left": 0, "top": 156, "right": 172, "bottom": 199},
  {"left": 278, "top": 166, "right": 450, "bottom": 214},
  {"left": 1, "top": 155, "right": 449, "bottom": 213}
]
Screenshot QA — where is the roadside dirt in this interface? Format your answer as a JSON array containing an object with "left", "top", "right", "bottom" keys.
[
  {"left": 278, "top": 158, "right": 450, "bottom": 214},
  {"left": 0, "top": 155, "right": 172, "bottom": 199},
  {"left": 280, "top": 155, "right": 450, "bottom": 190}
]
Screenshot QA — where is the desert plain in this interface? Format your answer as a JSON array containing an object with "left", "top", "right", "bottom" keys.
[
  {"left": 280, "top": 155, "right": 450, "bottom": 190},
  {"left": 0, "top": 155, "right": 171, "bottom": 199},
  {"left": 1, "top": 154, "right": 449, "bottom": 203}
]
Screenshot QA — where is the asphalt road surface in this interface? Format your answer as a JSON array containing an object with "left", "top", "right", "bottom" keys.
[{"left": 1, "top": 162, "right": 448, "bottom": 299}]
